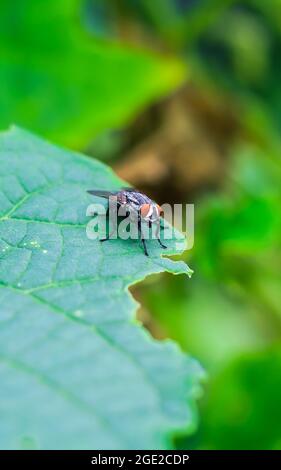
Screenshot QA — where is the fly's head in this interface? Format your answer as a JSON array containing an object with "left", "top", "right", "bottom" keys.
[{"left": 140, "top": 202, "right": 163, "bottom": 223}]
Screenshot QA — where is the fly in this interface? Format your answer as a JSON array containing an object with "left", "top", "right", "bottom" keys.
[{"left": 87, "top": 188, "right": 167, "bottom": 256}]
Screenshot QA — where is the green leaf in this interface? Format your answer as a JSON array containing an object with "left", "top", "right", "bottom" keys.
[
  {"left": 0, "top": 0, "right": 185, "bottom": 148},
  {"left": 0, "top": 126, "right": 202, "bottom": 450}
]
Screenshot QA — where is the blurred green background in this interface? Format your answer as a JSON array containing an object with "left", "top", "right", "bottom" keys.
[{"left": 1, "top": 0, "right": 281, "bottom": 450}]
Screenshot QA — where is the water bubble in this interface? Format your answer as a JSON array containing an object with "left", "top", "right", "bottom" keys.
[{"left": 73, "top": 310, "right": 84, "bottom": 318}]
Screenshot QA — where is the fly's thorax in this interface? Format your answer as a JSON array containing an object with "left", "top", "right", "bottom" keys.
[{"left": 117, "top": 202, "right": 139, "bottom": 221}]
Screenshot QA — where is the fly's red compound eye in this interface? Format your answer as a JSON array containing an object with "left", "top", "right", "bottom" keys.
[{"left": 140, "top": 203, "right": 152, "bottom": 218}]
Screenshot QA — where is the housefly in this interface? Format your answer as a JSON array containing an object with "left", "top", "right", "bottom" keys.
[{"left": 87, "top": 188, "right": 167, "bottom": 256}]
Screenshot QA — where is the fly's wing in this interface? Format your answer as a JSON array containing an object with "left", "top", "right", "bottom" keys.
[{"left": 87, "top": 190, "right": 119, "bottom": 199}]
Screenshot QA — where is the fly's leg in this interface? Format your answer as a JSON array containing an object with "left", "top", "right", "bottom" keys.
[
  {"left": 100, "top": 228, "right": 116, "bottom": 242},
  {"left": 160, "top": 218, "right": 166, "bottom": 230},
  {"left": 100, "top": 206, "right": 118, "bottom": 242},
  {"left": 138, "top": 214, "right": 149, "bottom": 256},
  {"left": 157, "top": 238, "right": 167, "bottom": 249},
  {"left": 101, "top": 221, "right": 118, "bottom": 242},
  {"left": 155, "top": 219, "right": 167, "bottom": 249}
]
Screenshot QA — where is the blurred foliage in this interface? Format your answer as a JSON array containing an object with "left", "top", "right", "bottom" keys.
[
  {"left": 200, "top": 347, "right": 281, "bottom": 450},
  {"left": 1, "top": 0, "right": 281, "bottom": 450},
  {"left": 84, "top": 0, "right": 281, "bottom": 143},
  {"left": 0, "top": 0, "right": 184, "bottom": 148}
]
